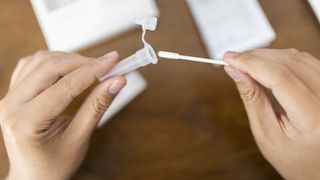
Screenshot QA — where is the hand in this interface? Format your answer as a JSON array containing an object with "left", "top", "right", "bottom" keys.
[
  {"left": 223, "top": 49, "right": 320, "bottom": 179},
  {"left": 0, "top": 51, "right": 126, "bottom": 180}
]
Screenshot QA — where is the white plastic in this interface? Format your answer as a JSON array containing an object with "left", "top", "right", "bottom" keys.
[
  {"left": 134, "top": 16, "right": 158, "bottom": 31},
  {"left": 158, "top": 51, "right": 229, "bottom": 66},
  {"left": 158, "top": 51, "right": 180, "bottom": 59},
  {"left": 135, "top": 16, "right": 157, "bottom": 47},
  {"left": 99, "top": 16, "right": 158, "bottom": 82},
  {"left": 99, "top": 45, "right": 158, "bottom": 81}
]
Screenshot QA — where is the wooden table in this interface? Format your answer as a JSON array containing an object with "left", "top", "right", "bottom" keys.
[{"left": 0, "top": 0, "right": 319, "bottom": 179}]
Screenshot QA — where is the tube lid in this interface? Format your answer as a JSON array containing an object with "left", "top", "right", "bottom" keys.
[{"left": 134, "top": 16, "right": 158, "bottom": 31}]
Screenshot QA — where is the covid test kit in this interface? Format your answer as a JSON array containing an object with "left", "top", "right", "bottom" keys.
[{"left": 31, "top": 0, "right": 159, "bottom": 126}]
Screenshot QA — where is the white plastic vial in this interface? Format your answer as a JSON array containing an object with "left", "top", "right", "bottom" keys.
[
  {"left": 99, "top": 16, "right": 158, "bottom": 82},
  {"left": 99, "top": 44, "right": 158, "bottom": 81}
]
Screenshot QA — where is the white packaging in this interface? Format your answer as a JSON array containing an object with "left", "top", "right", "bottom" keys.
[
  {"left": 187, "top": 0, "right": 276, "bottom": 59},
  {"left": 308, "top": 0, "right": 320, "bottom": 23},
  {"left": 98, "top": 71, "right": 147, "bottom": 126},
  {"left": 30, "top": 0, "right": 159, "bottom": 52}
]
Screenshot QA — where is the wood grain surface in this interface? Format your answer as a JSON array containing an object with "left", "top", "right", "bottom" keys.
[{"left": 0, "top": 0, "right": 319, "bottom": 179}]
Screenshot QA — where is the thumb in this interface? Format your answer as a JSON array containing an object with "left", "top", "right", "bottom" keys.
[
  {"left": 224, "top": 65, "right": 281, "bottom": 139},
  {"left": 225, "top": 65, "right": 259, "bottom": 103},
  {"left": 66, "top": 76, "right": 126, "bottom": 140}
]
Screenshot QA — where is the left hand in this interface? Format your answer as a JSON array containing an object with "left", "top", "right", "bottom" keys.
[{"left": 0, "top": 51, "right": 126, "bottom": 180}]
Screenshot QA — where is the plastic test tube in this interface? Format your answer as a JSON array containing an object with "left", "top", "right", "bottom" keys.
[{"left": 99, "top": 44, "right": 158, "bottom": 82}]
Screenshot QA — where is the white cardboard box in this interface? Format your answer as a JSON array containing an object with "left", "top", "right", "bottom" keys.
[{"left": 30, "top": 0, "right": 159, "bottom": 52}]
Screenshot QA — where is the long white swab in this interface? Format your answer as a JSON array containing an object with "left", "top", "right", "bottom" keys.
[{"left": 158, "top": 51, "right": 229, "bottom": 66}]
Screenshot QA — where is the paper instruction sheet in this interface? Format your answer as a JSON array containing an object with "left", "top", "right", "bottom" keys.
[{"left": 187, "top": 0, "right": 276, "bottom": 59}]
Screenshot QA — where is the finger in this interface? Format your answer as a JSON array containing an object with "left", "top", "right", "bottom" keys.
[
  {"left": 14, "top": 51, "right": 87, "bottom": 86},
  {"left": 249, "top": 49, "right": 320, "bottom": 98},
  {"left": 224, "top": 65, "right": 284, "bottom": 140},
  {"left": 14, "top": 51, "right": 56, "bottom": 85},
  {"left": 28, "top": 52, "right": 119, "bottom": 125},
  {"left": 10, "top": 56, "right": 31, "bottom": 89},
  {"left": 250, "top": 49, "right": 320, "bottom": 71},
  {"left": 66, "top": 77, "right": 126, "bottom": 141},
  {"left": 224, "top": 51, "right": 320, "bottom": 125},
  {"left": 13, "top": 52, "right": 94, "bottom": 103}
]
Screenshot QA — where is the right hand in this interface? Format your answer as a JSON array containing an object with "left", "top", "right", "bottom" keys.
[{"left": 224, "top": 49, "right": 320, "bottom": 180}]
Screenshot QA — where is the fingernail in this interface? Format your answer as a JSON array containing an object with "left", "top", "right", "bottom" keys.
[
  {"left": 224, "top": 51, "right": 240, "bottom": 59},
  {"left": 109, "top": 80, "right": 125, "bottom": 95},
  {"left": 225, "top": 66, "right": 242, "bottom": 82},
  {"left": 103, "top": 51, "right": 118, "bottom": 59}
]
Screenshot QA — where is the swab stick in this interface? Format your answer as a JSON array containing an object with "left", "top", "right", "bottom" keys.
[{"left": 158, "top": 51, "right": 229, "bottom": 66}]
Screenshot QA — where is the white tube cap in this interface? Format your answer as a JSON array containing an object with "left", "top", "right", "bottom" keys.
[{"left": 134, "top": 16, "right": 158, "bottom": 31}]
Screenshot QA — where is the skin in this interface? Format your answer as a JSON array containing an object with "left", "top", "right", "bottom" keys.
[
  {"left": 0, "top": 48, "right": 319, "bottom": 179},
  {"left": 0, "top": 51, "right": 127, "bottom": 180},
  {"left": 224, "top": 49, "right": 320, "bottom": 180}
]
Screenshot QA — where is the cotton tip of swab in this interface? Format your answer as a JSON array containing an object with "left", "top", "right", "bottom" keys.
[{"left": 158, "top": 51, "right": 180, "bottom": 59}]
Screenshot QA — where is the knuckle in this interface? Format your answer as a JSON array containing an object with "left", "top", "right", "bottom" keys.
[
  {"left": 35, "top": 50, "right": 50, "bottom": 59},
  {"left": 240, "top": 51, "right": 258, "bottom": 62},
  {"left": 58, "top": 76, "right": 78, "bottom": 99},
  {"left": 0, "top": 105, "right": 10, "bottom": 124},
  {"left": 87, "top": 60, "right": 100, "bottom": 79},
  {"left": 287, "top": 48, "right": 300, "bottom": 54},
  {"left": 4, "top": 122, "right": 19, "bottom": 134},
  {"left": 37, "top": 51, "right": 63, "bottom": 65},
  {"left": 237, "top": 51, "right": 257, "bottom": 72},
  {"left": 3, "top": 120, "right": 33, "bottom": 140},
  {"left": 285, "top": 48, "right": 302, "bottom": 62},
  {"left": 0, "top": 99, "right": 17, "bottom": 120},
  {"left": 90, "top": 60, "right": 99, "bottom": 71},
  {"left": 62, "top": 80, "right": 75, "bottom": 97},
  {"left": 39, "top": 54, "right": 64, "bottom": 72},
  {"left": 90, "top": 95, "right": 113, "bottom": 117},
  {"left": 240, "top": 51, "right": 256, "bottom": 61},
  {"left": 273, "top": 66, "right": 292, "bottom": 83},
  {"left": 1, "top": 115, "right": 25, "bottom": 137},
  {"left": 0, "top": 103, "right": 33, "bottom": 137},
  {"left": 35, "top": 51, "right": 57, "bottom": 67},
  {"left": 46, "top": 54, "right": 61, "bottom": 66},
  {"left": 239, "top": 84, "right": 258, "bottom": 102}
]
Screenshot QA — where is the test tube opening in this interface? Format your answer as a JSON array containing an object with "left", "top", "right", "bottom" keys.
[{"left": 145, "top": 45, "right": 158, "bottom": 64}]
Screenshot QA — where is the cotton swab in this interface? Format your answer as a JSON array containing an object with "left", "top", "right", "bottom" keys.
[{"left": 158, "top": 51, "right": 229, "bottom": 66}]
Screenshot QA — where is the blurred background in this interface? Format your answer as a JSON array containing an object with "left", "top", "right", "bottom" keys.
[{"left": 0, "top": 0, "right": 319, "bottom": 179}]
